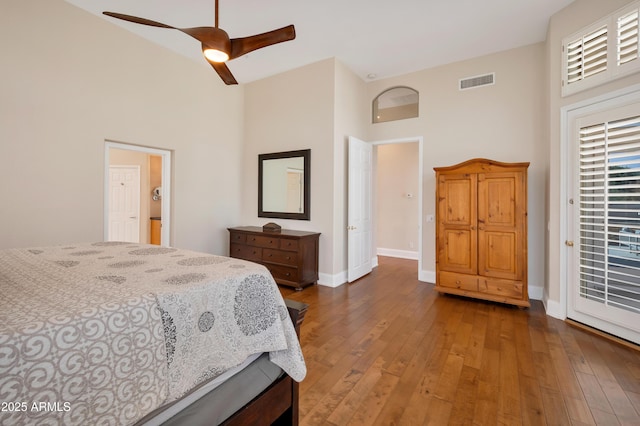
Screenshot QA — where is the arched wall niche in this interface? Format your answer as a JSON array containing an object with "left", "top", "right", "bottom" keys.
[{"left": 372, "top": 86, "right": 419, "bottom": 123}]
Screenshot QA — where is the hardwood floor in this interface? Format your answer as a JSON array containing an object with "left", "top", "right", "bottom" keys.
[{"left": 280, "top": 256, "right": 640, "bottom": 425}]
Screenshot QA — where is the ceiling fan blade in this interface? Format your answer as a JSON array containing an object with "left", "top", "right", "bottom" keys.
[
  {"left": 209, "top": 62, "right": 238, "bottom": 85},
  {"left": 103, "top": 12, "right": 177, "bottom": 30},
  {"left": 230, "top": 25, "right": 296, "bottom": 59}
]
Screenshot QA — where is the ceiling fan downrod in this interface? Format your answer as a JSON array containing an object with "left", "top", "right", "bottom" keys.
[{"left": 214, "top": 0, "right": 219, "bottom": 28}]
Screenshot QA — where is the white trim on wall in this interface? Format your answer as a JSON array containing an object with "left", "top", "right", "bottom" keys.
[
  {"left": 318, "top": 271, "right": 347, "bottom": 288},
  {"left": 377, "top": 247, "right": 419, "bottom": 260}
]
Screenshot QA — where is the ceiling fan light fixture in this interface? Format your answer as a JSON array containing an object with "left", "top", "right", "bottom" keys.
[
  {"left": 203, "top": 48, "right": 229, "bottom": 63},
  {"left": 102, "top": 1, "right": 296, "bottom": 85}
]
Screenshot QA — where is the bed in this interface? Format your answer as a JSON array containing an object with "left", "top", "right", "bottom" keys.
[{"left": 0, "top": 242, "right": 307, "bottom": 425}]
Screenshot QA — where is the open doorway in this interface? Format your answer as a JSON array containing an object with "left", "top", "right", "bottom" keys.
[
  {"left": 374, "top": 141, "right": 420, "bottom": 261},
  {"left": 104, "top": 141, "right": 172, "bottom": 246},
  {"left": 373, "top": 139, "right": 422, "bottom": 278},
  {"left": 347, "top": 136, "right": 423, "bottom": 282}
]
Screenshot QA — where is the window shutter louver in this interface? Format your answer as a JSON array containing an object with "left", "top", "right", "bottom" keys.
[
  {"left": 618, "top": 10, "right": 639, "bottom": 66},
  {"left": 567, "top": 26, "right": 608, "bottom": 86},
  {"left": 579, "top": 115, "right": 640, "bottom": 314}
]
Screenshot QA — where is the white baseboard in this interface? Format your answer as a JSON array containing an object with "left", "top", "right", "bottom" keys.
[
  {"left": 543, "top": 297, "right": 565, "bottom": 319},
  {"left": 318, "top": 271, "right": 346, "bottom": 288},
  {"left": 419, "top": 269, "right": 435, "bottom": 283},
  {"left": 528, "top": 285, "right": 543, "bottom": 301},
  {"left": 377, "top": 247, "right": 419, "bottom": 260}
]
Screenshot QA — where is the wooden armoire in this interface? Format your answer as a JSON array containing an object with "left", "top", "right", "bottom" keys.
[{"left": 434, "top": 158, "right": 529, "bottom": 307}]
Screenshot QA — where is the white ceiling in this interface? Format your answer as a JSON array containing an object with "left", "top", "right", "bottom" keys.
[{"left": 65, "top": 0, "right": 574, "bottom": 84}]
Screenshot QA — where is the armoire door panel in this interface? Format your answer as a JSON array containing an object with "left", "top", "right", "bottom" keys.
[
  {"left": 439, "top": 229, "right": 477, "bottom": 274},
  {"left": 478, "top": 230, "right": 519, "bottom": 279},
  {"left": 438, "top": 174, "right": 477, "bottom": 226},
  {"left": 437, "top": 173, "right": 477, "bottom": 275},
  {"left": 478, "top": 173, "right": 519, "bottom": 228}
]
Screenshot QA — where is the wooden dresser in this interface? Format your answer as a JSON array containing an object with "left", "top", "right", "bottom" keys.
[
  {"left": 434, "top": 158, "right": 529, "bottom": 307},
  {"left": 228, "top": 226, "right": 320, "bottom": 290}
]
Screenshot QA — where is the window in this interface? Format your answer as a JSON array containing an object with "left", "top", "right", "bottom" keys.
[{"left": 562, "top": 1, "right": 640, "bottom": 96}]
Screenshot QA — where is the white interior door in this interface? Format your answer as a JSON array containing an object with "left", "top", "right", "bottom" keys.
[
  {"left": 567, "top": 101, "right": 640, "bottom": 345},
  {"left": 105, "top": 142, "right": 172, "bottom": 247},
  {"left": 108, "top": 165, "right": 140, "bottom": 243},
  {"left": 286, "top": 170, "right": 303, "bottom": 213},
  {"left": 348, "top": 136, "right": 373, "bottom": 282}
]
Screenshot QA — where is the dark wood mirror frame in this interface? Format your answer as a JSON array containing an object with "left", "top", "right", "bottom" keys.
[{"left": 258, "top": 149, "right": 311, "bottom": 220}]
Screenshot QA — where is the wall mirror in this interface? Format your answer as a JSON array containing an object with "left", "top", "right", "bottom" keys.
[
  {"left": 373, "top": 86, "right": 419, "bottom": 123},
  {"left": 259, "top": 149, "right": 310, "bottom": 220}
]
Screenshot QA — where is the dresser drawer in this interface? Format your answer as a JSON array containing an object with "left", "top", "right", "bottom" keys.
[
  {"left": 438, "top": 271, "right": 478, "bottom": 292},
  {"left": 230, "top": 243, "right": 262, "bottom": 262},
  {"left": 266, "top": 264, "right": 299, "bottom": 283},
  {"left": 279, "top": 238, "right": 299, "bottom": 252},
  {"left": 263, "top": 248, "right": 298, "bottom": 266},
  {"left": 229, "top": 232, "right": 246, "bottom": 244},
  {"left": 246, "top": 234, "right": 280, "bottom": 249},
  {"left": 478, "top": 278, "right": 523, "bottom": 299}
]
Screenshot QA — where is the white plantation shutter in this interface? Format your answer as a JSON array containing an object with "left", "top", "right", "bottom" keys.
[
  {"left": 618, "top": 10, "right": 639, "bottom": 66},
  {"left": 579, "top": 115, "right": 640, "bottom": 314},
  {"left": 567, "top": 26, "right": 608, "bottom": 85},
  {"left": 562, "top": 1, "right": 640, "bottom": 96}
]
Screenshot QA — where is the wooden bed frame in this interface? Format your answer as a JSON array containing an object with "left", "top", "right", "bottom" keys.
[{"left": 221, "top": 299, "right": 308, "bottom": 426}]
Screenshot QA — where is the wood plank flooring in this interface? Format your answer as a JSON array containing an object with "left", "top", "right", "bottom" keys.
[{"left": 279, "top": 256, "right": 640, "bottom": 425}]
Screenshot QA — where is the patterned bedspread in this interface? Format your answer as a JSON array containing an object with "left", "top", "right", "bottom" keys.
[{"left": 0, "top": 242, "right": 306, "bottom": 426}]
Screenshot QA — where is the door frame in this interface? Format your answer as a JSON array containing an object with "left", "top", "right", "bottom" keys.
[
  {"left": 560, "top": 83, "right": 640, "bottom": 341},
  {"left": 373, "top": 137, "right": 425, "bottom": 281},
  {"left": 347, "top": 135, "right": 424, "bottom": 282},
  {"left": 104, "top": 141, "right": 172, "bottom": 246}
]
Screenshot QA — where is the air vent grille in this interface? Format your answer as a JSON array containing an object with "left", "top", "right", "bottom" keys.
[{"left": 459, "top": 73, "right": 495, "bottom": 90}]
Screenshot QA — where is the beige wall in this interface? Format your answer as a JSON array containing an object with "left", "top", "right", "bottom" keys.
[
  {"left": 375, "top": 143, "right": 420, "bottom": 256},
  {"left": 0, "top": 0, "right": 244, "bottom": 254},
  {"left": 242, "top": 58, "right": 368, "bottom": 283},
  {"left": 545, "top": 0, "right": 640, "bottom": 314},
  {"left": 242, "top": 59, "right": 336, "bottom": 278},
  {"left": 366, "top": 43, "right": 547, "bottom": 297},
  {"left": 332, "top": 60, "right": 369, "bottom": 281}
]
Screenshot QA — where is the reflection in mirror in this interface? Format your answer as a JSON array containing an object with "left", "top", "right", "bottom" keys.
[
  {"left": 259, "top": 149, "right": 310, "bottom": 220},
  {"left": 262, "top": 157, "right": 304, "bottom": 213},
  {"left": 373, "top": 86, "right": 419, "bottom": 123}
]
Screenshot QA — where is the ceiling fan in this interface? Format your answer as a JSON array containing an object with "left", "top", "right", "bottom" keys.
[{"left": 103, "top": 0, "right": 296, "bottom": 85}]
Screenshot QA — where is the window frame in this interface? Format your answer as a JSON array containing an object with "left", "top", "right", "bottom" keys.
[{"left": 562, "top": 1, "right": 640, "bottom": 97}]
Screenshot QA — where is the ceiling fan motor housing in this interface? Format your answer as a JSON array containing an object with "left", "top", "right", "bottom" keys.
[{"left": 184, "top": 27, "right": 231, "bottom": 62}]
